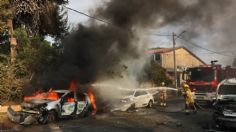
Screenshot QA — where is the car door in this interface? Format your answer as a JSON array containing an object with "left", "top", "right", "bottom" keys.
[
  {"left": 76, "top": 92, "right": 87, "bottom": 114},
  {"left": 133, "top": 91, "right": 145, "bottom": 107},
  {"left": 134, "top": 91, "right": 150, "bottom": 107},
  {"left": 61, "top": 92, "right": 77, "bottom": 116},
  {"left": 142, "top": 91, "right": 152, "bottom": 105}
]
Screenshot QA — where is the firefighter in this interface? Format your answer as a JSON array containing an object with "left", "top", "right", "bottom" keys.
[
  {"left": 182, "top": 84, "right": 197, "bottom": 114},
  {"left": 160, "top": 82, "right": 167, "bottom": 107}
]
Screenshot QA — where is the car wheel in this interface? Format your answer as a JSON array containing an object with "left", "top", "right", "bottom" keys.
[
  {"left": 127, "top": 103, "right": 136, "bottom": 111},
  {"left": 78, "top": 105, "right": 92, "bottom": 118},
  {"left": 38, "top": 110, "right": 57, "bottom": 124},
  {"left": 147, "top": 100, "right": 153, "bottom": 108},
  {"left": 47, "top": 110, "right": 57, "bottom": 122},
  {"left": 38, "top": 109, "right": 48, "bottom": 124}
]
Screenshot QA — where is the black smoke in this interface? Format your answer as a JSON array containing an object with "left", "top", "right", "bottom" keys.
[{"left": 29, "top": 0, "right": 234, "bottom": 91}]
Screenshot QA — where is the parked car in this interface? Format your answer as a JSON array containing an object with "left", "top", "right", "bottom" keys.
[
  {"left": 7, "top": 90, "right": 93, "bottom": 125},
  {"left": 212, "top": 78, "right": 236, "bottom": 128},
  {"left": 111, "top": 90, "right": 154, "bottom": 112}
]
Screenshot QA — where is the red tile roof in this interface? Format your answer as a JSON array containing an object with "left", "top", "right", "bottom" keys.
[
  {"left": 146, "top": 47, "right": 183, "bottom": 54},
  {"left": 147, "top": 46, "right": 206, "bottom": 65}
]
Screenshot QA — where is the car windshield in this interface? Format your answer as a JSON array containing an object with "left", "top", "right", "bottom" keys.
[
  {"left": 56, "top": 92, "right": 66, "bottom": 98},
  {"left": 121, "top": 91, "right": 134, "bottom": 96},
  {"left": 218, "top": 85, "right": 236, "bottom": 95},
  {"left": 187, "top": 68, "right": 214, "bottom": 82}
]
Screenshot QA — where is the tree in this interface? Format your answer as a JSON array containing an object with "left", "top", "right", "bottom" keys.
[
  {"left": 0, "top": 0, "right": 67, "bottom": 103},
  {"left": 0, "top": 27, "right": 62, "bottom": 103},
  {"left": 0, "top": 0, "right": 11, "bottom": 32},
  {"left": 14, "top": 27, "right": 61, "bottom": 75},
  {"left": 11, "top": 0, "right": 69, "bottom": 40},
  {"left": 0, "top": 55, "right": 29, "bottom": 104},
  {"left": 0, "top": 0, "right": 11, "bottom": 46},
  {"left": 140, "top": 60, "right": 172, "bottom": 86}
]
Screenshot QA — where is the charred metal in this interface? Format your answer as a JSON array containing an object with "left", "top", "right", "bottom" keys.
[{"left": 7, "top": 90, "right": 94, "bottom": 125}]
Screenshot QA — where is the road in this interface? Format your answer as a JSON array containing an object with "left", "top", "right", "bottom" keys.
[{"left": 1, "top": 97, "right": 235, "bottom": 132}]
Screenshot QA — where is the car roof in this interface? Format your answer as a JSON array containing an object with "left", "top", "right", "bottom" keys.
[{"left": 54, "top": 90, "right": 71, "bottom": 93}]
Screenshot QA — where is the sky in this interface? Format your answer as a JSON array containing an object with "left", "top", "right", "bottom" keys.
[
  {"left": 67, "top": 0, "right": 99, "bottom": 27},
  {"left": 64, "top": 0, "right": 234, "bottom": 66}
]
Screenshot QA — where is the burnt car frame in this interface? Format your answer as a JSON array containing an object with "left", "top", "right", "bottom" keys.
[
  {"left": 7, "top": 90, "right": 93, "bottom": 125},
  {"left": 212, "top": 78, "right": 236, "bottom": 128}
]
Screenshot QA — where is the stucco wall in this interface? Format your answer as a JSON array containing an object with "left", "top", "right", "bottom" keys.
[{"left": 161, "top": 48, "right": 204, "bottom": 69}]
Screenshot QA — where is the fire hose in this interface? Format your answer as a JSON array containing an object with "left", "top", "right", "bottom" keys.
[
  {"left": 155, "top": 107, "right": 185, "bottom": 113},
  {"left": 155, "top": 102, "right": 209, "bottom": 114},
  {"left": 93, "top": 83, "right": 211, "bottom": 112},
  {"left": 155, "top": 95, "right": 212, "bottom": 113},
  {"left": 194, "top": 102, "right": 208, "bottom": 111}
]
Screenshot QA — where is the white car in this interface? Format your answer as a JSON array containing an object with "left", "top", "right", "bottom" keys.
[
  {"left": 213, "top": 78, "right": 236, "bottom": 128},
  {"left": 7, "top": 90, "right": 94, "bottom": 125},
  {"left": 111, "top": 90, "right": 154, "bottom": 111}
]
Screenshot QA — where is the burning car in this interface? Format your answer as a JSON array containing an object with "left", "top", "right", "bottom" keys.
[
  {"left": 111, "top": 90, "right": 154, "bottom": 112},
  {"left": 7, "top": 89, "right": 95, "bottom": 125},
  {"left": 213, "top": 78, "right": 236, "bottom": 128}
]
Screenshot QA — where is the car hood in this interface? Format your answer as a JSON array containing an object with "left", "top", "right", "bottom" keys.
[
  {"left": 214, "top": 98, "right": 236, "bottom": 112},
  {"left": 122, "top": 95, "right": 133, "bottom": 99},
  {"left": 25, "top": 99, "right": 52, "bottom": 104},
  {"left": 217, "top": 95, "right": 236, "bottom": 100},
  {"left": 21, "top": 99, "right": 52, "bottom": 109}
]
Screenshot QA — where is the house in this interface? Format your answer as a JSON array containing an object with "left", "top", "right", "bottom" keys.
[{"left": 147, "top": 46, "right": 206, "bottom": 86}]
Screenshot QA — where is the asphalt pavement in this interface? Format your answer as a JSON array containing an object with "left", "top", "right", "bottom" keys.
[{"left": 1, "top": 96, "right": 236, "bottom": 132}]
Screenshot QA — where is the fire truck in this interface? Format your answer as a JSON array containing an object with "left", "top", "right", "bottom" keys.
[{"left": 182, "top": 60, "right": 236, "bottom": 104}]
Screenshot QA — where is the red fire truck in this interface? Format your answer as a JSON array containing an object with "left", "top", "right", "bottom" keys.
[{"left": 183, "top": 60, "right": 236, "bottom": 104}]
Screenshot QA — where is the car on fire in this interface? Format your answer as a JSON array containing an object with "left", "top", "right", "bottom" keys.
[
  {"left": 7, "top": 89, "right": 94, "bottom": 125},
  {"left": 111, "top": 90, "right": 154, "bottom": 112},
  {"left": 213, "top": 78, "right": 236, "bottom": 128}
]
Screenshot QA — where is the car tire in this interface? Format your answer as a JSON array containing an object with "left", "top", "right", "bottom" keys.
[
  {"left": 78, "top": 105, "right": 92, "bottom": 118},
  {"left": 38, "top": 110, "right": 57, "bottom": 124},
  {"left": 47, "top": 110, "right": 57, "bottom": 122},
  {"left": 127, "top": 103, "right": 136, "bottom": 112},
  {"left": 147, "top": 100, "right": 153, "bottom": 108}
]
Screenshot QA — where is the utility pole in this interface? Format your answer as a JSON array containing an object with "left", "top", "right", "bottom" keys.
[{"left": 172, "top": 32, "right": 177, "bottom": 89}]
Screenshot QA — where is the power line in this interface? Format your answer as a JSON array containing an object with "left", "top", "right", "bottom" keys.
[
  {"left": 152, "top": 33, "right": 236, "bottom": 57},
  {"left": 62, "top": 6, "right": 236, "bottom": 58},
  {"left": 63, "top": 6, "right": 111, "bottom": 25},
  {"left": 177, "top": 37, "right": 235, "bottom": 58},
  {"left": 151, "top": 33, "right": 172, "bottom": 37}
]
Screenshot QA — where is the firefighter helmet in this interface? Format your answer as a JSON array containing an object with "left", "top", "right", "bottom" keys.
[
  {"left": 183, "top": 84, "right": 190, "bottom": 89},
  {"left": 161, "top": 82, "right": 165, "bottom": 86}
]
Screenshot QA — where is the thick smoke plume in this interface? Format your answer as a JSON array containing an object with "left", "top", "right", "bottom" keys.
[{"left": 29, "top": 0, "right": 234, "bottom": 92}]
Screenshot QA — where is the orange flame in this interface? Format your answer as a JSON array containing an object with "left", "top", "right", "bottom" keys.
[
  {"left": 87, "top": 88, "right": 97, "bottom": 115},
  {"left": 24, "top": 89, "right": 59, "bottom": 101}
]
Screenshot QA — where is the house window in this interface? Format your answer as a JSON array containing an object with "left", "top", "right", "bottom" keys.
[{"left": 154, "top": 53, "right": 161, "bottom": 62}]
